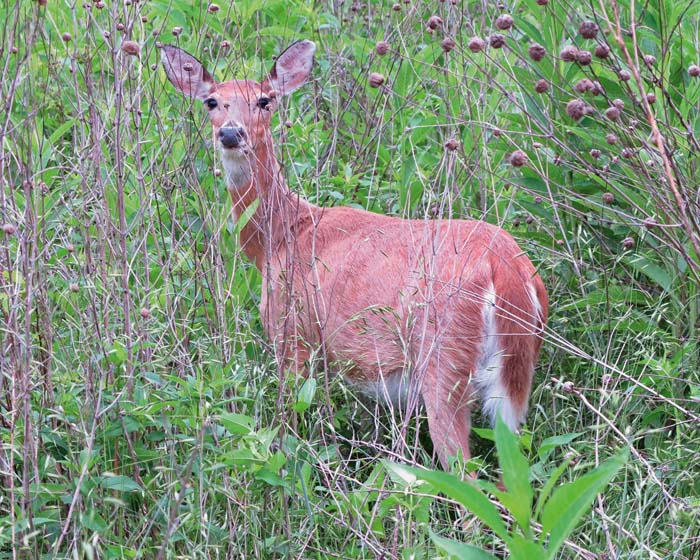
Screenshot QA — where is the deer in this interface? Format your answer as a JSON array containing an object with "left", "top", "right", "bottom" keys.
[{"left": 161, "top": 40, "right": 548, "bottom": 470}]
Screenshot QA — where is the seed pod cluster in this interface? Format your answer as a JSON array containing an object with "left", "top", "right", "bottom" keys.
[
  {"left": 468, "top": 37, "right": 485, "bottom": 52},
  {"left": 369, "top": 72, "right": 385, "bottom": 88}
]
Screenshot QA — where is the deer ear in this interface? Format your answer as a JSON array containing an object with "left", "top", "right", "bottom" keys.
[
  {"left": 161, "top": 45, "right": 215, "bottom": 100},
  {"left": 264, "top": 40, "right": 315, "bottom": 96}
]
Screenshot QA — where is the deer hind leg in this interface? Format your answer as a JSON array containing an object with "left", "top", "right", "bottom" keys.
[{"left": 421, "top": 368, "right": 476, "bottom": 470}]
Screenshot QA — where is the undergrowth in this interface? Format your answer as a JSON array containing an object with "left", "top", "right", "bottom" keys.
[{"left": 1, "top": 0, "right": 699, "bottom": 558}]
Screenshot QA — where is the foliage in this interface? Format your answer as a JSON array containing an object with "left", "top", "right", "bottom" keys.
[
  {"left": 386, "top": 417, "right": 628, "bottom": 559},
  {"left": 1, "top": 0, "right": 699, "bottom": 558}
]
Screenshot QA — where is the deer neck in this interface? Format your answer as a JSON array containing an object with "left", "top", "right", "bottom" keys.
[{"left": 224, "top": 136, "right": 316, "bottom": 271}]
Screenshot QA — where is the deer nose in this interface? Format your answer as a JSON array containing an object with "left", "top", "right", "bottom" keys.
[{"left": 219, "top": 126, "right": 247, "bottom": 148}]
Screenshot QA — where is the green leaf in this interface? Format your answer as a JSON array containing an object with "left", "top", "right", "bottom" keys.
[
  {"left": 430, "top": 530, "right": 499, "bottom": 560},
  {"left": 495, "top": 417, "right": 532, "bottom": 535},
  {"left": 533, "top": 457, "right": 575, "bottom": 522},
  {"left": 80, "top": 510, "right": 108, "bottom": 533},
  {"left": 219, "top": 412, "right": 255, "bottom": 435},
  {"left": 508, "top": 534, "right": 548, "bottom": 560},
  {"left": 541, "top": 449, "right": 628, "bottom": 558},
  {"left": 537, "top": 432, "right": 584, "bottom": 460},
  {"left": 100, "top": 474, "right": 141, "bottom": 493},
  {"left": 384, "top": 462, "right": 510, "bottom": 542},
  {"left": 293, "top": 376, "right": 316, "bottom": 413},
  {"left": 623, "top": 253, "right": 675, "bottom": 293}
]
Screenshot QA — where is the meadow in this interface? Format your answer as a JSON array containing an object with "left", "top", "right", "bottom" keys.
[{"left": 1, "top": 0, "right": 699, "bottom": 558}]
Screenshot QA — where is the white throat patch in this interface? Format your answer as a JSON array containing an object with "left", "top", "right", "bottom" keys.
[{"left": 220, "top": 147, "right": 253, "bottom": 191}]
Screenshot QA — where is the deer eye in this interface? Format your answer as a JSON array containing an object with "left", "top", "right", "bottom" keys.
[
  {"left": 204, "top": 98, "right": 218, "bottom": 110},
  {"left": 256, "top": 96, "right": 271, "bottom": 110}
]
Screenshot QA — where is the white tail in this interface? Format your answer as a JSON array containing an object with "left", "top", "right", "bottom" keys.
[{"left": 162, "top": 41, "right": 548, "bottom": 468}]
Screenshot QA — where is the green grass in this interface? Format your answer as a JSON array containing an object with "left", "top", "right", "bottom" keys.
[{"left": 1, "top": 0, "right": 699, "bottom": 558}]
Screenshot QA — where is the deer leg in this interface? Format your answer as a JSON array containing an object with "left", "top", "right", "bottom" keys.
[{"left": 421, "top": 372, "right": 475, "bottom": 470}]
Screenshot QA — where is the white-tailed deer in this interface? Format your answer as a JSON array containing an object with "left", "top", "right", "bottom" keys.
[{"left": 162, "top": 41, "right": 548, "bottom": 469}]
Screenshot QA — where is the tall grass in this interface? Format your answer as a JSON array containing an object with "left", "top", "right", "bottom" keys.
[{"left": 1, "top": 0, "right": 699, "bottom": 558}]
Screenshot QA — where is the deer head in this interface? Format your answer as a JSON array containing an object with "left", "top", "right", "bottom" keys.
[{"left": 161, "top": 41, "right": 316, "bottom": 192}]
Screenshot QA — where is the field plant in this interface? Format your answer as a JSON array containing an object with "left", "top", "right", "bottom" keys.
[{"left": 1, "top": 0, "right": 699, "bottom": 558}]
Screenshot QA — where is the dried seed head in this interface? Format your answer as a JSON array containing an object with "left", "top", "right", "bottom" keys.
[
  {"left": 560, "top": 45, "right": 579, "bottom": 62},
  {"left": 618, "top": 69, "right": 631, "bottom": 81},
  {"left": 182, "top": 62, "right": 194, "bottom": 72},
  {"left": 369, "top": 72, "right": 385, "bottom": 87},
  {"left": 509, "top": 150, "right": 528, "bottom": 167},
  {"left": 513, "top": 217, "right": 521, "bottom": 227},
  {"left": 172, "top": 26, "right": 183, "bottom": 36},
  {"left": 116, "top": 22, "right": 125, "bottom": 31},
  {"left": 536, "top": 0, "right": 548, "bottom": 4},
  {"left": 495, "top": 14, "right": 514, "bottom": 30},
  {"left": 602, "top": 192, "right": 615, "bottom": 204},
  {"left": 643, "top": 54, "right": 656, "bottom": 66},
  {"left": 392, "top": 2, "right": 401, "bottom": 10},
  {"left": 2, "top": 223, "right": 16, "bottom": 235},
  {"left": 621, "top": 147, "right": 634, "bottom": 159},
  {"left": 594, "top": 44, "right": 610, "bottom": 59},
  {"left": 563, "top": 381, "right": 575, "bottom": 393},
  {"left": 95, "top": 0, "right": 104, "bottom": 7},
  {"left": 579, "top": 20, "right": 599, "bottom": 39},
  {"left": 70, "top": 282, "right": 79, "bottom": 292},
  {"left": 285, "top": 120, "right": 293, "bottom": 128},
  {"left": 534, "top": 195, "right": 543, "bottom": 204},
  {"left": 590, "top": 149, "right": 601, "bottom": 158},
  {"left": 66, "top": 243, "right": 75, "bottom": 253},
  {"left": 375, "top": 40, "right": 390, "bottom": 56},
  {"left": 612, "top": 98, "right": 625, "bottom": 109},
  {"left": 10, "top": 46, "right": 18, "bottom": 54},
  {"left": 576, "top": 50, "right": 592, "bottom": 65},
  {"left": 441, "top": 37, "right": 456, "bottom": 53},
  {"left": 689, "top": 64, "right": 700, "bottom": 77},
  {"left": 427, "top": 15, "right": 443, "bottom": 29},
  {"left": 566, "top": 98, "right": 587, "bottom": 121},
  {"left": 140, "top": 307, "right": 151, "bottom": 319},
  {"left": 622, "top": 236, "right": 635, "bottom": 249},
  {"left": 121, "top": 40, "right": 140, "bottom": 56},
  {"left": 468, "top": 36, "right": 485, "bottom": 52},
  {"left": 646, "top": 92, "right": 656, "bottom": 103},
  {"left": 573, "top": 78, "right": 594, "bottom": 93},
  {"left": 535, "top": 79, "right": 549, "bottom": 93},
  {"left": 489, "top": 34, "right": 506, "bottom": 48},
  {"left": 213, "top": 168, "right": 222, "bottom": 177},
  {"left": 62, "top": 32, "right": 72, "bottom": 42},
  {"left": 208, "top": 3, "right": 219, "bottom": 12},
  {"left": 643, "top": 217, "right": 657, "bottom": 229},
  {"left": 220, "top": 40, "right": 230, "bottom": 49},
  {"left": 528, "top": 43, "right": 546, "bottom": 61},
  {"left": 605, "top": 106, "right": 620, "bottom": 120},
  {"left": 444, "top": 138, "right": 459, "bottom": 151}
]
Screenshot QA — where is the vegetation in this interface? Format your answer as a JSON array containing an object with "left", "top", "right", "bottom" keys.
[{"left": 1, "top": 0, "right": 699, "bottom": 558}]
